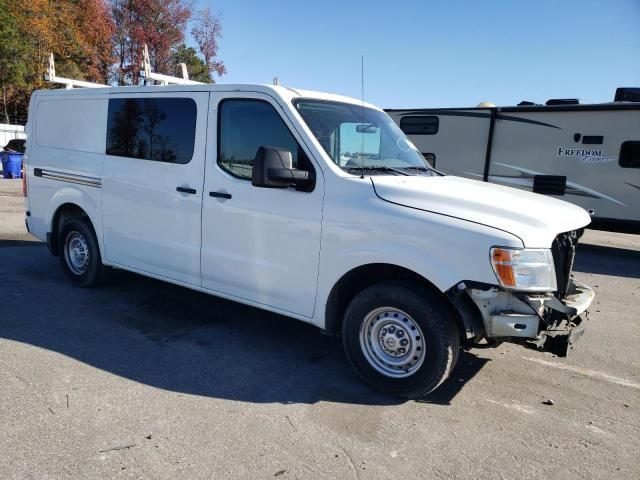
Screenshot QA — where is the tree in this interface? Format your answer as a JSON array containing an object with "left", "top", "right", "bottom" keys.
[
  {"left": 111, "top": 0, "right": 192, "bottom": 85},
  {"left": 0, "top": 0, "right": 225, "bottom": 122},
  {"left": 20, "top": 0, "right": 114, "bottom": 83},
  {"left": 0, "top": 0, "right": 115, "bottom": 124},
  {"left": 142, "top": 0, "right": 192, "bottom": 75},
  {"left": 77, "top": 0, "right": 116, "bottom": 83},
  {"left": 172, "top": 44, "right": 212, "bottom": 83},
  {"left": 0, "top": 1, "right": 28, "bottom": 123},
  {"left": 191, "top": 7, "right": 226, "bottom": 79},
  {"left": 111, "top": 0, "right": 132, "bottom": 85}
]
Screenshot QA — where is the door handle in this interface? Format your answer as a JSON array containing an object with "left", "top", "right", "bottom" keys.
[
  {"left": 209, "top": 191, "right": 232, "bottom": 199},
  {"left": 176, "top": 186, "right": 197, "bottom": 194}
]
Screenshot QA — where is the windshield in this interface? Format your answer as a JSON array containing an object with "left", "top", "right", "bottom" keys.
[{"left": 295, "top": 99, "right": 437, "bottom": 175}]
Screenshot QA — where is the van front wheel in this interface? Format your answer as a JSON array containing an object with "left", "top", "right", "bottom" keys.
[
  {"left": 342, "top": 283, "right": 459, "bottom": 399},
  {"left": 59, "top": 218, "right": 107, "bottom": 287}
]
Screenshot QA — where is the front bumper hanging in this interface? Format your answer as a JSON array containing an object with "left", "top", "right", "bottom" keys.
[
  {"left": 521, "top": 280, "right": 594, "bottom": 356},
  {"left": 466, "top": 280, "right": 595, "bottom": 357}
]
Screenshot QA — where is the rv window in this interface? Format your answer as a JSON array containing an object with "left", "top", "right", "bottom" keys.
[
  {"left": 619, "top": 141, "right": 640, "bottom": 168},
  {"left": 400, "top": 116, "right": 439, "bottom": 135},
  {"left": 106, "top": 97, "right": 196, "bottom": 164},
  {"left": 218, "top": 99, "right": 307, "bottom": 179}
]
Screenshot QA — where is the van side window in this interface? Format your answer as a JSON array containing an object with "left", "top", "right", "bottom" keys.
[
  {"left": 619, "top": 141, "right": 640, "bottom": 168},
  {"left": 106, "top": 98, "right": 196, "bottom": 164},
  {"left": 218, "top": 99, "right": 306, "bottom": 179},
  {"left": 400, "top": 116, "right": 439, "bottom": 135}
]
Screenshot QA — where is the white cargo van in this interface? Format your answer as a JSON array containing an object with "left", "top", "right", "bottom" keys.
[{"left": 24, "top": 84, "right": 594, "bottom": 398}]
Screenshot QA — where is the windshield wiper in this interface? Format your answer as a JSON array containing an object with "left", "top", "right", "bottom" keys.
[
  {"left": 344, "top": 166, "right": 409, "bottom": 176},
  {"left": 399, "top": 166, "right": 442, "bottom": 176}
]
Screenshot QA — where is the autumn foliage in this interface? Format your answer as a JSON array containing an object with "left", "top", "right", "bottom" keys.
[
  {"left": 192, "top": 7, "right": 226, "bottom": 78},
  {"left": 0, "top": 0, "right": 225, "bottom": 124}
]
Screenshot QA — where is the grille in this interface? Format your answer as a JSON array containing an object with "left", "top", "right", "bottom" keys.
[{"left": 551, "top": 229, "right": 583, "bottom": 298}]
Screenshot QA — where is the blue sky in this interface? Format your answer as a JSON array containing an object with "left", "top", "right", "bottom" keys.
[{"left": 191, "top": 0, "right": 640, "bottom": 108}]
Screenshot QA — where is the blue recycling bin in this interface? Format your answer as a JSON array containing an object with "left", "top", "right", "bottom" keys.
[{"left": 0, "top": 152, "right": 23, "bottom": 179}]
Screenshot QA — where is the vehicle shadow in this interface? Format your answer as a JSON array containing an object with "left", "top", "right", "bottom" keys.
[
  {"left": 574, "top": 243, "right": 640, "bottom": 279},
  {"left": 0, "top": 242, "right": 487, "bottom": 406}
]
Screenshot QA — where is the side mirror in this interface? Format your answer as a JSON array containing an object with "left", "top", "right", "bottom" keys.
[{"left": 252, "top": 146, "right": 312, "bottom": 189}]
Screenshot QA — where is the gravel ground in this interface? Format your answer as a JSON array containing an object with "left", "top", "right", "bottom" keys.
[{"left": 1, "top": 179, "right": 639, "bottom": 479}]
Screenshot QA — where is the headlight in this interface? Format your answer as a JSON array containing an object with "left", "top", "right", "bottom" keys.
[{"left": 490, "top": 247, "right": 557, "bottom": 291}]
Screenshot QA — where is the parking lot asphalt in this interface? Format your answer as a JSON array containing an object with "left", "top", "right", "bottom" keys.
[{"left": 1, "top": 179, "right": 639, "bottom": 479}]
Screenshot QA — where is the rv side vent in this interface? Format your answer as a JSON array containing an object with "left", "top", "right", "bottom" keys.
[
  {"left": 533, "top": 175, "right": 566, "bottom": 196},
  {"left": 545, "top": 99, "right": 579, "bottom": 106},
  {"left": 614, "top": 88, "right": 640, "bottom": 102}
]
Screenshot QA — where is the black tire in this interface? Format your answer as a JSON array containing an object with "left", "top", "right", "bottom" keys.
[
  {"left": 58, "top": 217, "right": 108, "bottom": 287},
  {"left": 342, "top": 282, "right": 460, "bottom": 399}
]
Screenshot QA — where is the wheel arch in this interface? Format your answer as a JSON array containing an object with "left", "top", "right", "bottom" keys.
[
  {"left": 44, "top": 185, "right": 102, "bottom": 256},
  {"left": 323, "top": 263, "right": 478, "bottom": 341},
  {"left": 49, "top": 202, "right": 98, "bottom": 256}
]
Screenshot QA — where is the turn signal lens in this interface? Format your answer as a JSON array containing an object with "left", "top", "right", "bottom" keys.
[
  {"left": 492, "top": 248, "right": 517, "bottom": 287},
  {"left": 490, "top": 247, "right": 557, "bottom": 291}
]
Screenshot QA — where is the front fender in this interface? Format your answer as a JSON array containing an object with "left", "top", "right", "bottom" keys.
[{"left": 313, "top": 195, "right": 522, "bottom": 329}]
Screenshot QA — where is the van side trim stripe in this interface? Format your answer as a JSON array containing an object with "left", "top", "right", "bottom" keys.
[{"left": 33, "top": 168, "right": 102, "bottom": 188}]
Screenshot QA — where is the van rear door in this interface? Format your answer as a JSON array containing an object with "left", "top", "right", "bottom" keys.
[{"left": 101, "top": 92, "right": 208, "bottom": 286}]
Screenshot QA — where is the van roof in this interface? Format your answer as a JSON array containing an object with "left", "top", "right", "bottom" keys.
[{"left": 34, "top": 83, "right": 382, "bottom": 111}]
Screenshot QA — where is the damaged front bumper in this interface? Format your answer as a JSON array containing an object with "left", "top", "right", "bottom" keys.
[{"left": 466, "top": 280, "right": 595, "bottom": 356}]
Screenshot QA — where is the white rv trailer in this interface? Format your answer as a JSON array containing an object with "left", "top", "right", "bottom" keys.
[{"left": 387, "top": 89, "right": 640, "bottom": 234}]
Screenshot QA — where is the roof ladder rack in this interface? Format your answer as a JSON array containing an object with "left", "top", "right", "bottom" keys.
[
  {"left": 140, "top": 44, "right": 203, "bottom": 86},
  {"left": 45, "top": 53, "right": 109, "bottom": 89},
  {"left": 44, "top": 44, "right": 204, "bottom": 89}
]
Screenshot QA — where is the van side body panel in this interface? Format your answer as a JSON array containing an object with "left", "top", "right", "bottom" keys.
[{"left": 25, "top": 93, "right": 106, "bottom": 250}]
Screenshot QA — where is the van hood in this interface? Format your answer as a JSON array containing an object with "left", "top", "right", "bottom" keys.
[{"left": 371, "top": 175, "right": 591, "bottom": 247}]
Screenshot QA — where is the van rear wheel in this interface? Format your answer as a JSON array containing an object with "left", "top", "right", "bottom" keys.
[
  {"left": 342, "top": 282, "right": 459, "bottom": 399},
  {"left": 59, "top": 217, "right": 107, "bottom": 287}
]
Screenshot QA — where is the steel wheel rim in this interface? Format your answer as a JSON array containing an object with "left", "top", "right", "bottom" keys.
[
  {"left": 64, "top": 231, "right": 89, "bottom": 275},
  {"left": 359, "top": 307, "right": 426, "bottom": 378}
]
